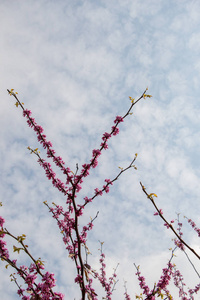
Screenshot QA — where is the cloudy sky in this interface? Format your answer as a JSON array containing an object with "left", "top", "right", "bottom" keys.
[{"left": 1, "top": 0, "right": 200, "bottom": 299}]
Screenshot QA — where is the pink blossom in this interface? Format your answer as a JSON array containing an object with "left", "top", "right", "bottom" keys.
[
  {"left": 105, "top": 178, "right": 113, "bottom": 185},
  {"left": 102, "top": 132, "right": 111, "bottom": 141},
  {"left": 0, "top": 216, "right": 5, "bottom": 227},
  {"left": 94, "top": 188, "right": 103, "bottom": 196},
  {"left": 153, "top": 209, "right": 163, "bottom": 216},
  {"left": 76, "top": 209, "right": 83, "bottom": 217},
  {"left": 87, "top": 222, "right": 94, "bottom": 230},
  {"left": 53, "top": 292, "right": 65, "bottom": 299},
  {"left": 124, "top": 293, "right": 131, "bottom": 300},
  {"left": 164, "top": 223, "right": 170, "bottom": 229},
  {"left": 75, "top": 184, "right": 82, "bottom": 192},
  {"left": 91, "top": 158, "right": 98, "bottom": 168},
  {"left": 40, "top": 272, "right": 56, "bottom": 293},
  {"left": 84, "top": 197, "right": 92, "bottom": 204},
  {"left": 29, "top": 263, "right": 37, "bottom": 273},
  {"left": 75, "top": 274, "right": 83, "bottom": 284},
  {"left": 17, "top": 288, "right": 25, "bottom": 296},
  {"left": 34, "top": 124, "right": 44, "bottom": 133},
  {"left": 25, "top": 273, "right": 37, "bottom": 288},
  {"left": 174, "top": 239, "right": 185, "bottom": 250},
  {"left": 44, "top": 140, "right": 53, "bottom": 149},
  {"left": 187, "top": 218, "right": 200, "bottom": 237},
  {"left": 21, "top": 296, "right": 30, "bottom": 300},
  {"left": 103, "top": 185, "right": 110, "bottom": 193},
  {"left": 111, "top": 126, "right": 119, "bottom": 135},
  {"left": 0, "top": 240, "right": 9, "bottom": 259},
  {"left": 92, "top": 149, "right": 101, "bottom": 157},
  {"left": 81, "top": 163, "right": 91, "bottom": 177},
  {"left": 100, "top": 142, "right": 108, "bottom": 149},
  {"left": 156, "top": 263, "right": 172, "bottom": 290},
  {"left": 114, "top": 115, "right": 123, "bottom": 123},
  {"left": 23, "top": 109, "right": 32, "bottom": 117}
]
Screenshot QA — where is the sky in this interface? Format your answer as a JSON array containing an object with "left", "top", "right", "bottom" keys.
[{"left": 0, "top": 0, "right": 200, "bottom": 299}]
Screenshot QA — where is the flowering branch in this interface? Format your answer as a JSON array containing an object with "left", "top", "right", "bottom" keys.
[
  {"left": 7, "top": 89, "right": 73, "bottom": 187},
  {"left": 140, "top": 182, "right": 200, "bottom": 261},
  {"left": 0, "top": 216, "right": 63, "bottom": 299}
]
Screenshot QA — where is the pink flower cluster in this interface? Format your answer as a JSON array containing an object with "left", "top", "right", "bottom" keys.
[
  {"left": 0, "top": 230, "right": 64, "bottom": 299},
  {"left": 79, "top": 116, "right": 123, "bottom": 180},
  {"left": 188, "top": 283, "right": 200, "bottom": 299},
  {"left": 22, "top": 109, "right": 72, "bottom": 188},
  {"left": 135, "top": 269, "right": 150, "bottom": 297},
  {"left": 156, "top": 263, "right": 172, "bottom": 293},
  {"left": 0, "top": 217, "right": 10, "bottom": 260},
  {"left": 124, "top": 293, "right": 131, "bottom": 300},
  {"left": 187, "top": 218, "right": 200, "bottom": 237},
  {"left": 172, "top": 268, "right": 187, "bottom": 299},
  {"left": 85, "top": 278, "right": 98, "bottom": 300},
  {"left": 38, "top": 159, "right": 68, "bottom": 195},
  {"left": 154, "top": 209, "right": 163, "bottom": 216},
  {"left": 135, "top": 263, "right": 173, "bottom": 299},
  {"left": 90, "top": 252, "right": 117, "bottom": 300}
]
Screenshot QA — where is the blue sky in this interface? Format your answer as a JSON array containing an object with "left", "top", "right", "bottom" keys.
[{"left": 1, "top": 0, "right": 200, "bottom": 299}]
